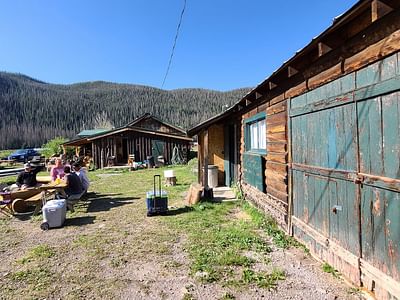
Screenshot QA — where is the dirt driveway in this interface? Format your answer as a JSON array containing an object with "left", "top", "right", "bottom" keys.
[{"left": 0, "top": 167, "right": 363, "bottom": 299}]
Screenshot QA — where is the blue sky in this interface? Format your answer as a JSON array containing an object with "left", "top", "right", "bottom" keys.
[{"left": 0, "top": 1, "right": 357, "bottom": 91}]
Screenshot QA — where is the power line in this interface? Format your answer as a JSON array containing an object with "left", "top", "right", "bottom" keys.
[{"left": 161, "top": 0, "right": 187, "bottom": 89}]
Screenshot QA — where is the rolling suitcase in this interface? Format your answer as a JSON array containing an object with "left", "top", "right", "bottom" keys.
[{"left": 146, "top": 175, "right": 168, "bottom": 216}]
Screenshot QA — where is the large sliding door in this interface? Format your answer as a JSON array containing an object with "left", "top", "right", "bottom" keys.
[{"left": 290, "top": 52, "right": 400, "bottom": 297}]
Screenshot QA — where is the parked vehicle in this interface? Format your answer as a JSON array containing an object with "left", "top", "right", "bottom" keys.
[{"left": 8, "top": 149, "right": 40, "bottom": 163}]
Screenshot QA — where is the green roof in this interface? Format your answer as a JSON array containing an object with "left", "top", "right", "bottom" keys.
[{"left": 78, "top": 129, "right": 110, "bottom": 137}]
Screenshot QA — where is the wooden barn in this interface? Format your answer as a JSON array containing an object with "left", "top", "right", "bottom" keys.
[
  {"left": 189, "top": 1, "right": 400, "bottom": 298},
  {"left": 63, "top": 113, "right": 191, "bottom": 169}
]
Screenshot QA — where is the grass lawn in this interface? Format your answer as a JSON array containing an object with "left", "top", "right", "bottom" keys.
[{"left": 0, "top": 162, "right": 358, "bottom": 299}]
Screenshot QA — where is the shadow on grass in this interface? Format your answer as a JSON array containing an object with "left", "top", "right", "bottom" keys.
[
  {"left": 81, "top": 192, "right": 140, "bottom": 213},
  {"left": 164, "top": 206, "right": 194, "bottom": 216},
  {"left": 64, "top": 216, "right": 96, "bottom": 226}
]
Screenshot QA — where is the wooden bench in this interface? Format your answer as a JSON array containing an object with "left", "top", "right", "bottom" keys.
[{"left": 12, "top": 189, "right": 57, "bottom": 215}]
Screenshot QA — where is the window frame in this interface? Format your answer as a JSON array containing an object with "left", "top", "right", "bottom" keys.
[{"left": 244, "top": 112, "right": 267, "bottom": 154}]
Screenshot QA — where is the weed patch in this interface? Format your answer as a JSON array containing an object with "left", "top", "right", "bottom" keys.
[
  {"left": 220, "top": 292, "right": 236, "bottom": 300},
  {"left": 322, "top": 263, "right": 340, "bottom": 278},
  {"left": 241, "top": 268, "right": 285, "bottom": 290},
  {"left": 10, "top": 267, "right": 52, "bottom": 291},
  {"left": 242, "top": 202, "right": 305, "bottom": 250},
  {"left": 17, "top": 244, "right": 55, "bottom": 264}
]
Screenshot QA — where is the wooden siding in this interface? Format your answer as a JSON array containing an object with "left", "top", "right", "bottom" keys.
[
  {"left": 92, "top": 130, "right": 189, "bottom": 169},
  {"left": 240, "top": 102, "right": 289, "bottom": 229},
  {"left": 133, "top": 117, "right": 185, "bottom": 136}
]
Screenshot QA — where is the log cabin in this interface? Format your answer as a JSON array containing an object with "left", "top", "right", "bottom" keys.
[
  {"left": 63, "top": 113, "right": 191, "bottom": 169},
  {"left": 188, "top": 1, "right": 400, "bottom": 298}
]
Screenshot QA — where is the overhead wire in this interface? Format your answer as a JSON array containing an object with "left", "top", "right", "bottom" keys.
[{"left": 161, "top": 0, "right": 187, "bottom": 89}]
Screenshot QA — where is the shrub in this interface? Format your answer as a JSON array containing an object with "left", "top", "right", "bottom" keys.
[{"left": 41, "top": 137, "right": 67, "bottom": 158}]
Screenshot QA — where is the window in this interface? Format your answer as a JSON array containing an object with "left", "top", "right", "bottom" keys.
[{"left": 247, "top": 118, "right": 266, "bottom": 151}]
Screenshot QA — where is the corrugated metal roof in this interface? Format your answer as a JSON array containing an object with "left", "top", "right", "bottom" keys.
[{"left": 77, "top": 129, "right": 110, "bottom": 137}]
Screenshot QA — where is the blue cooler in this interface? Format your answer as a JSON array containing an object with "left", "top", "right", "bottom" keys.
[{"left": 146, "top": 175, "right": 168, "bottom": 216}]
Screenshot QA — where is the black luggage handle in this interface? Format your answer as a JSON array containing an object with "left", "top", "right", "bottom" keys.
[{"left": 153, "top": 174, "right": 161, "bottom": 197}]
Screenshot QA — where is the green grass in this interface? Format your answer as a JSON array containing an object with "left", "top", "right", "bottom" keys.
[
  {"left": 242, "top": 202, "right": 307, "bottom": 250},
  {"left": 17, "top": 244, "right": 56, "bottom": 264},
  {"left": 322, "top": 263, "right": 340, "bottom": 278},
  {"left": 165, "top": 200, "right": 280, "bottom": 287},
  {"left": 220, "top": 292, "right": 236, "bottom": 300},
  {"left": 1, "top": 161, "right": 294, "bottom": 298},
  {"left": 241, "top": 268, "right": 285, "bottom": 289},
  {"left": 10, "top": 267, "right": 53, "bottom": 291}
]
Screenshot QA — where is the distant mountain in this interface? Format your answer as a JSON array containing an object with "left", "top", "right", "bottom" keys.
[{"left": 0, "top": 72, "right": 251, "bottom": 149}]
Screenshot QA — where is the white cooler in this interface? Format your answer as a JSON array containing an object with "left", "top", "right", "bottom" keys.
[{"left": 40, "top": 199, "right": 67, "bottom": 230}]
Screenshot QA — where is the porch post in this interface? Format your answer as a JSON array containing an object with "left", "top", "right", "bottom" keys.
[{"left": 202, "top": 128, "right": 213, "bottom": 199}]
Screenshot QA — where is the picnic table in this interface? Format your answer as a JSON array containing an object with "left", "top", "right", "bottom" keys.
[
  {"left": 1, "top": 181, "right": 67, "bottom": 216},
  {"left": 0, "top": 159, "right": 16, "bottom": 166}
]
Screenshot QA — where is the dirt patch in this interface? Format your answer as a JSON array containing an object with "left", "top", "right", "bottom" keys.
[
  {"left": 0, "top": 168, "right": 363, "bottom": 299},
  {"left": 231, "top": 207, "right": 252, "bottom": 221}
]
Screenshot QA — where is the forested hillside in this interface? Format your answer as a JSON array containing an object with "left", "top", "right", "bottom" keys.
[{"left": 0, "top": 72, "right": 251, "bottom": 149}]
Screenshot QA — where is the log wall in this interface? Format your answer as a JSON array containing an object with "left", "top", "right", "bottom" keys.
[{"left": 92, "top": 131, "right": 189, "bottom": 169}]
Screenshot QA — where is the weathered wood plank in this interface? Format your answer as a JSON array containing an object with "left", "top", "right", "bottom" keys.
[
  {"left": 267, "top": 101, "right": 287, "bottom": 115},
  {"left": 270, "top": 93, "right": 286, "bottom": 105},
  {"left": 344, "top": 29, "right": 400, "bottom": 73},
  {"left": 290, "top": 95, "right": 356, "bottom": 135},
  {"left": 285, "top": 81, "right": 307, "bottom": 99},
  {"left": 360, "top": 259, "right": 400, "bottom": 298},
  {"left": 266, "top": 161, "right": 287, "bottom": 174},
  {"left": 308, "top": 62, "right": 343, "bottom": 90},
  {"left": 267, "top": 132, "right": 286, "bottom": 142},
  {"left": 266, "top": 169, "right": 287, "bottom": 183},
  {"left": 266, "top": 110, "right": 287, "bottom": 125},
  {"left": 292, "top": 217, "right": 360, "bottom": 268},
  {"left": 266, "top": 124, "right": 286, "bottom": 134},
  {"left": 266, "top": 152, "right": 287, "bottom": 164},
  {"left": 371, "top": 0, "right": 393, "bottom": 22},
  {"left": 267, "top": 142, "right": 287, "bottom": 153},
  {"left": 318, "top": 42, "right": 332, "bottom": 57},
  {"left": 257, "top": 102, "right": 268, "bottom": 112},
  {"left": 267, "top": 185, "right": 288, "bottom": 203},
  {"left": 266, "top": 175, "right": 287, "bottom": 192}
]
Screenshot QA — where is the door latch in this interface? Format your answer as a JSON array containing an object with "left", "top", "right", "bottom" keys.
[
  {"left": 348, "top": 173, "right": 364, "bottom": 184},
  {"left": 332, "top": 205, "right": 342, "bottom": 214}
]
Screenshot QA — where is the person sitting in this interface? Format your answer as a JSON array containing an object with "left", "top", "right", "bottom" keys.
[
  {"left": 62, "top": 166, "right": 83, "bottom": 212},
  {"left": 15, "top": 163, "right": 41, "bottom": 190},
  {"left": 72, "top": 162, "right": 90, "bottom": 194},
  {"left": 50, "top": 158, "right": 65, "bottom": 181}
]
